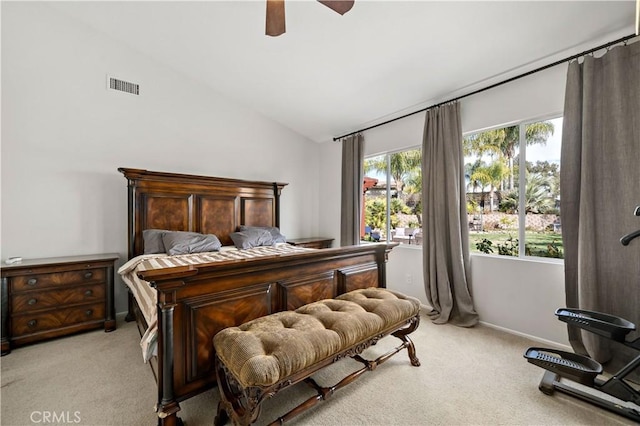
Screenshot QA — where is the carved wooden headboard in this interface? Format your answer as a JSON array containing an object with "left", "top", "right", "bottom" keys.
[{"left": 118, "top": 168, "right": 287, "bottom": 258}]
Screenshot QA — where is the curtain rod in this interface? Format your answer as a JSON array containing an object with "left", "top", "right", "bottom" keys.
[{"left": 333, "top": 33, "right": 637, "bottom": 142}]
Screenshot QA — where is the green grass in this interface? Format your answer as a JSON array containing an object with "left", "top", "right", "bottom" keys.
[{"left": 469, "top": 230, "right": 564, "bottom": 259}]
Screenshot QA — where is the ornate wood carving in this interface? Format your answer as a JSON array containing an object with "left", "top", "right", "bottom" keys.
[
  {"left": 241, "top": 198, "right": 274, "bottom": 227},
  {"left": 336, "top": 263, "right": 380, "bottom": 294},
  {"left": 183, "top": 284, "right": 274, "bottom": 382},
  {"left": 197, "top": 196, "right": 237, "bottom": 246},
  {"left": 144, "top": 193, "right": 192, "bottom": 231},
  {"left": 278, "top": 272, "right": 336, "bottom": 310},
  {"left": 118, "top": 168, "right": 288, "bottom": 258}
]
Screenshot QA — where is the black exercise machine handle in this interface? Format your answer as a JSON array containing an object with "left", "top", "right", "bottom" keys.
[
  {"left": 621, "top": 229, "right": 640, "bottom": 246},
  {"left": 620, "top": 205, "right": 640, "bottom": 246}
]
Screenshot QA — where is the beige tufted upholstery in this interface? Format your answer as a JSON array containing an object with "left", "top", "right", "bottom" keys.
[{"left": 213, "top": 288, "right": 420, "bottom": 388}]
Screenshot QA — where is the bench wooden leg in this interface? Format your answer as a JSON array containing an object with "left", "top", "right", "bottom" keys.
[
  {"left": 215, "top": 356, "right": 267, "bottom": 426},
  {"left": 214, "top": 401, "right": 229, "bottom": 426},
  {"left": 392, "top": 314, "right": 421, "bottom": 366}
]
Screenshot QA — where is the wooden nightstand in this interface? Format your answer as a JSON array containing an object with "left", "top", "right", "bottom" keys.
[
  {"left": 0, "top": 253, "right": 119, "bottom": 355},
  {"left": 286, "top": 237, "right": 334, "bottom": 249}
]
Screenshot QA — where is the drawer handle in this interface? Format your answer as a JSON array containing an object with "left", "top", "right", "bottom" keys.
[
  {"left": 28, "top": 298, "right": 38, "bottom": 305},
  {"left": 85, "top": 309, "right": 93, "bottom": 316},
  {"left": 84, "top": 272, "right": 93, "bottom": 279},
  {"left": 84, "top": 289, "right": 93, "bottom": 297},
  {"left": 27, "top": 320, "right": 37, "bottom": 327},
  {"left": 27, "top": 278, "right": 38, "bottom": 286}
]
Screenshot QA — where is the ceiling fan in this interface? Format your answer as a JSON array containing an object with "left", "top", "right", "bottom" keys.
[{"left": 266, "top": 0, "right": 355, "bottom": 36}]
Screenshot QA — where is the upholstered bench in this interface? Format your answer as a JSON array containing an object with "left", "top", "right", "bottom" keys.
[{"left": 213, "top": 287, "right": 421, "bottom": 426}]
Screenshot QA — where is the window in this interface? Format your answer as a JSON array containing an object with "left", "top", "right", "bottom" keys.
[
  {"left": 362, "top": 149, "right": 422, "bottom": 246},
  {"left": 464, "top": 117, "right": 563, "bottom": 259}
]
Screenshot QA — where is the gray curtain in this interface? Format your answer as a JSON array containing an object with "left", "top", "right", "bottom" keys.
[
  {"left": 340, "top": 133, "right": 364, "bottom": 246},
  {"left": 422, "top": 102, "right": 478, "bottom": 327},
  {"left": 561, "top": 41, "right": 640, "bottom": 372}
]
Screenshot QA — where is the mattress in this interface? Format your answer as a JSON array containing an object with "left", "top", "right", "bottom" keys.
[{"left": 117, "top": 243, "right": 314, "bottom": 361}]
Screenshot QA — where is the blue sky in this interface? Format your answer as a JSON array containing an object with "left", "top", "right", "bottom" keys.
[
  {"left": 525, "top": 117, "right": 562, "bottom": 164},
  {"left": 365, "top": 116, "right": 563, "bottom": 183}
]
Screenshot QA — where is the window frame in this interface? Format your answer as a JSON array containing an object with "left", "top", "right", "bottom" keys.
[
  {"left": 362, "top": 146, "right": 423, "bottom": 248},
  {"left": 463, "top": 112, "right": 564, "bottom": 262}
]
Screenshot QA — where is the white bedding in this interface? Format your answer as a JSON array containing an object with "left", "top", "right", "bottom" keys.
[{"left": 117, "top": 243, "right": 313, "bottom": 361}]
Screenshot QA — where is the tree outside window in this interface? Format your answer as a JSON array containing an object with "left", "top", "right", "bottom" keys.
[
  {"left": 464, "top": 117, "right": 563, "bottom": 259},
  {"left": 362, "top": 149, "right": 423, "bottom": 246}
]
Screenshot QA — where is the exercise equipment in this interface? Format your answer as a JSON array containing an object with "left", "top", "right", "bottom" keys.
[
  {"left": 526, "top": 205, "right": 640, "bottom": 420},
  {"left": 525, "top": 308, "right": 640, "bottom": 422}
]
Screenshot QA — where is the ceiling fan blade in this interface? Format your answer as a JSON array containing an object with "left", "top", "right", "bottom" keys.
[
  {"left": 266, "top": 0, "right": 286, "bottom": 37},
  {"left": 317, "top": 0, "right": 354, "bottom": 15}
]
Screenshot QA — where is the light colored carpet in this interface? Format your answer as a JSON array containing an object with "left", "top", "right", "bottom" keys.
[{"left": 0, "top": 314, "right": 636, "bottom": 426}]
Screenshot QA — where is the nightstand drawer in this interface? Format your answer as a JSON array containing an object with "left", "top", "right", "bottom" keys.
[
  {"left": 287, "top": 237, "right": 334, "bottom": 249},
  {"left": 11, "top": 303, "right": 105, "bottom": 336},
  {"left": 11, "top": 268, "right": 105, "bottom": 292},
  {"left": 11, "top": 283, "right": 105, "bottom": 313}
]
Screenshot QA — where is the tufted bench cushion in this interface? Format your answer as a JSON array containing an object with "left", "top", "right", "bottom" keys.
[{"left": 213, "top": 287, "right": 420, "bottom": 389}]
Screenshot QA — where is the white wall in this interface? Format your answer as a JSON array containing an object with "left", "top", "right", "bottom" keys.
[
  {"left": 318, "top": 141, "right": 342, "bottom": 245},
  {"left": 362, "top": 65, "right": 566, "bottom": 157},
  {"left": 318, "top": 28, "right": 632, "bottom": 347},
  {"left": 469, "top": 254, "right": 568, "bottom": 346},
  {"left": 384, "top": 246, "right": 569, "bottom": 346},
  {"left": 1, "top": 3, "right": 321, "bottom": 313}
]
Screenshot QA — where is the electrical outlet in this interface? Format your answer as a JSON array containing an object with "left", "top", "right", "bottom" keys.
[{"left": 405, "top": 273, "right": 413, "bottom": 285}]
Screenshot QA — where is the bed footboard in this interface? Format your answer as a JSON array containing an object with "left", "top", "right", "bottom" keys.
[{"left": 139, "top": 243, "right": 396, "bottom": 425}]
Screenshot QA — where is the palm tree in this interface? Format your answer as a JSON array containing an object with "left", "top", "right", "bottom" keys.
[
  {"left": 499, "top": 172, "right": 555, "bottom": 214},
  {"left": 364, "top": 150, "right": 421, "bottom": 195},
  {"left": 463, "top": 122, "right": 554, "bottom": 190},
  {"left": 468, "top": 162, "right": 508, "bottom": 212},
  {"left": 465, "top": 159, "right": 486, "bottom": 194},
  {"left": 465, "top": 159, "right": 488, "bottom": 211}
]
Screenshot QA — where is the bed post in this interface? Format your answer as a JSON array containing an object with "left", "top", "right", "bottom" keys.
[
  {"left": 272, "top": 182, "right": 286, "bottom": 228},
  {"left": 104, "top": 264, "right": 117, "bottom": 331},
  {"left": 377, "top": 243, "right": 397, "bottom": 289},
  {"left": 156, "top": 296, "right": 182, "bottom": 426},
  {"left": 120, "top": 168, "right": 137, "bottom": 261},
  {"left": 121, "top": 168, "right": 138, "bottom": 322}
]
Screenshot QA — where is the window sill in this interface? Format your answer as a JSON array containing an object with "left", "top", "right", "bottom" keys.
[{"left": 470, "top": 252, "right": 564, "bottom": 265}]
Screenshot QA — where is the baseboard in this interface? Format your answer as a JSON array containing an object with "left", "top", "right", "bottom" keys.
[{"left": 479, "top": 321, "right": 572, "bottom": 351}]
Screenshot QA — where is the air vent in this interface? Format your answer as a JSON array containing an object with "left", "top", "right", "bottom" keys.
[{"left": 107, "top": 75, "right": 139, "bottom": 95}]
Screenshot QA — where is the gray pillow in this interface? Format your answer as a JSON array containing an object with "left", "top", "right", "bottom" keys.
[
  {"left": 143, "top": 229, "right": 169, "bottom": 254},
  {"left": 239, "top": 226, "right": 286, "bottom": 244},
  {"left": 230, "top": 228, "right": 274, "bottom": 249},
  {"left": 162, "top": 231, "right": 222, "bottom": 255}
]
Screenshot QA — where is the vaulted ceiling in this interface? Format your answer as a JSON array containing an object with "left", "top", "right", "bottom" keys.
[{"left": 47, "top": 1, "right": 635, "bottom": 142}]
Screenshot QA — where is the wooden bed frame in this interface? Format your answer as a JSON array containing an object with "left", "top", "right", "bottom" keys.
[{"left": 118, "top": 168, "right": 396, "bottom": 425}]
